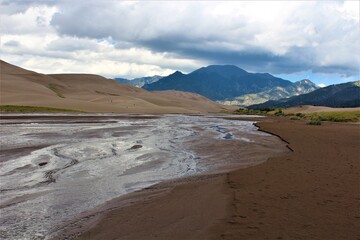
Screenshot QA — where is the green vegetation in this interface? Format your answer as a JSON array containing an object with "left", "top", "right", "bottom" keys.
[
  {"left": 48, "top": 84, "right": 65, "bottom": 98},
  {"left": 305, "top": 111, "right": 360, "bottom": 122},
  {"left": 308, "top": 119, "right": 322, "bottom": 125},
  {"left": 273, "top": 109, "right": 285, "bottom": 116},
  {"left": 0, "top": 105, "right": 83, "bottom": 113},
  {"left": 234, "top": 107, "right": 360, "bottom": 123},
  {"left": 233, "top": 107, "right": 275, "bottom": 115}
]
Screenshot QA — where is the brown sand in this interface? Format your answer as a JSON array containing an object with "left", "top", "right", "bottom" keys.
[
  {"left": 218, "top": 119, "right": 360, "bottom": 240},
  {"left": 54, "top": 118, "right": 359, "bottom": 240}
]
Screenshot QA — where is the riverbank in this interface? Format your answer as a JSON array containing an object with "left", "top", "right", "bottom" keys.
[
  {"left": 54, "top": 117, "right": 359, "bottom": 239},
  {"left": 217, "top": 119, "right": 360, "bottom": 239}
]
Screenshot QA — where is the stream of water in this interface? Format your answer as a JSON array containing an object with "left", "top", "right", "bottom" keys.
[{"left": 0, "top": 114, "right": 278, "bottom": 239}]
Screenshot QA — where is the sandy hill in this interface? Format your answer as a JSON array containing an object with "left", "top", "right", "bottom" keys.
[{"left": 0, "top": 60, "right": 234, "bottom": 113}]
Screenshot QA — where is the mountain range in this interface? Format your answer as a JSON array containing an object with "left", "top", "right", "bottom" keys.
[
  {"left": 249, "top": 81, "right": 360, "bottom": 109},
  {"left": 2, "top": 60, "right": 358, "bottom": 111},
  {"left": 143, "top": 65, "right": 293, "bottom": 100},
  {"left": 219, "top": 79, "right": 319, "bottom": 106}
]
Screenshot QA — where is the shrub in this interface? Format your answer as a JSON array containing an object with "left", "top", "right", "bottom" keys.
[
  {"left": 258, "top": 107, "right": 275, "bottom": 112},
  {"left": 234, "top": 108, "right": 264, "bottom": 115},
  {"left": 308, "top": 119, "right": 322, "bottom": 125},
  {"left": 274, "top": 109, "right": 285, "bottom": 116}
]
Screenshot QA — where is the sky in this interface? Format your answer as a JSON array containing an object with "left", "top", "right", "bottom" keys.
[{"left": 1, "top": 0, "right": 359, "bottom": 87}]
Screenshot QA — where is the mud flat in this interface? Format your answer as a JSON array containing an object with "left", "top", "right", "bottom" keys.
[
  {"left": 0, "top": 114, "right": 287, "bottom": 239},
  {"left": 54, "top": 117, "right": 359, "bottom": 240}
]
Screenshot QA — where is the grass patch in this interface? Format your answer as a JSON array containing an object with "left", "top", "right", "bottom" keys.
[
  {"left": 233, "top": 107, "right": 275, "bottom": 115},
  {"left": 230, "top": 106, "right": 359, "bottom": 123},
  {"left": 0, "top": 105, "right": 83, "bottom": 113},
  {"left": 274, "top": 109, "right": 285, "bottom": 116},
  {"left": 48, "top": 84, "right": 65, "bottom": 98},
  {"left": 308, "top": 119, "right": 322, "bottom": 125},
  {"left": 305, "top": 111, "right": 360, "bottom": 122}
]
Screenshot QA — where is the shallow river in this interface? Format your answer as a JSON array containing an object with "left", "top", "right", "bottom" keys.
[{"left": 0, "top": 114, "right": 285, "bottom": 239}]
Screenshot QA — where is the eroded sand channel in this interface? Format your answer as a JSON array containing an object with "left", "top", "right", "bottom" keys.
[{"left": 0, "top": 114, "right": 287, "bottom": 239}]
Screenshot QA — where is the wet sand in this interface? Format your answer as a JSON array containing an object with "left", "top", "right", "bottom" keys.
[
  {"left": 57, "top": 117, "right": 359, "bottom": 240},
  {"left": 1, "top": 114, "right": 287, "bottom": 239}
]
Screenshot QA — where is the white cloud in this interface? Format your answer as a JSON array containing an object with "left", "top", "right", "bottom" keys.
[
  {"left": 0, "top": 0, "right": 359, "bottom": 81},
  {"left": 0, "top": 2, "right": 205, "bottom": 78},
  {"left": 318, "top": 83, "right": 326, "bottom": 88},
  {"left": 1, "top": 34, "right": 203, "bottom": 78},
  {"left": 0, "top": 5, "right": 57, "bottom": 35}
]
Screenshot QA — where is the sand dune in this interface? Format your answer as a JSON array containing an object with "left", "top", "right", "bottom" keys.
[{"left": 0, "top": 60, "right": 234, "bottom": 113}]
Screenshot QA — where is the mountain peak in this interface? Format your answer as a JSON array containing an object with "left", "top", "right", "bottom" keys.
[
  {"left": 143, "top": 65, "right": 291, "bottom": 100},
  {"left": 294, "top": 79, "right": 318, "bottom": 88},
  {"left": 198, "top": 64, "right": 247, "bottom": 72},
  {"left": 298, "top": 79, "right": 311, "bottom": 83},
  {"left": 190, "top": 64, "right": 248, "bottom": 79},
  {"left": 171, "top": 70, "right": 184, "bottom": 76}
]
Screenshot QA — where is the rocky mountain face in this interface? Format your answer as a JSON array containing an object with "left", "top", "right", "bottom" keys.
[
  {"left": 219, "top": 79, "right": 319, "bottom": 106},
  {"left": 249, "top": 81, "right": 360, "bottom": 109},
  {"left": 115, "top": 75, "right": 162, "bottom": 88},
  {"left": 143, "top": 65, "right": 292, "bottom": 100}
]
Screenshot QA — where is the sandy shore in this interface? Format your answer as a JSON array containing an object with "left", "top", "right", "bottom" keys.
[{"left": 54, "top": 117, "right": 360, "bottom": 240}]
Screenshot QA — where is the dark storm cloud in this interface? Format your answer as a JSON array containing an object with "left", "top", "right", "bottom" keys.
[
  {"left": 138, "top": 39, "right": 344, "bottom": 76},
  {"left": 47, "top": 1, "right": 359, "bottom": 77}
]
